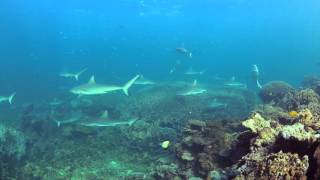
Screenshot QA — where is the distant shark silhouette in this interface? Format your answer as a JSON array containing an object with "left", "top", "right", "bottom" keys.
[
  {"left": 60, "top": 68, "right": 87, "bottom": 81},
  {"left": 0, "top": 93, "right": 16, "bottom": 104}
]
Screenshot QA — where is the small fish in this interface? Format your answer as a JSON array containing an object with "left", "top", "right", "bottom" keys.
[
  {"left": 161, "top": 140, "right": 170, "bottom": 149},
  {"left": 0, "top": 93, "right": 16, "bottom": 105},
  {"left": 60, "top": 68, "right": 87, "bottom": 81},
  {"left": 252, "top": 64, "right": 262, "bottom": 89}
]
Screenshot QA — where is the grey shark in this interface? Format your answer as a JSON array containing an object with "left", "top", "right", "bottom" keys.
[
  {"left": 177, "top": 88, "right": 207, "bottom": 96},
  {"left": 134, "top": 76, "right": 155, "bottom": 85},
  {"left": 208, "top": 99, "right": 227, "bottom": 108},
  {"left": 60, "top": 68, "right": 87, "bottom": 81},
  {"left": 0, "top": 93, "right": 16, "bottom": 104},
  {"left": 224, "top": 82, "right": 247, "bottom": 89},
  {"left": 55, "top": 116, "right": 81, "bottom": 127},
  {"left": 79, "top": 118, "right": 137, "bottom": 127},
  {"left": 184, "top": 68, "right": 205, "bottom": 75},
  {"left": 70, "top": 75, "right": 140, "bottom": 96}
]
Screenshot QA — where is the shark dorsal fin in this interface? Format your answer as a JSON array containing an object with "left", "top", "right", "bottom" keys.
[
  {"left": 192, "top": 79, "right": 197, "bottom": 87},
  {"left": 88, "top": 76, "right": 96, "bottom": 84},
  {"left": 100, "top": 110, "right": 109, "bottom": 119}
]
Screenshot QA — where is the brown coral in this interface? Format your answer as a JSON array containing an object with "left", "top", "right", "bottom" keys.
[{"left": 258, "top": 151, "right": 308, "bottom": 179}]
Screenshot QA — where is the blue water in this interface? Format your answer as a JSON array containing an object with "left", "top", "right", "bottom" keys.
[{"left": 1, "top": 0, "right": 320, "bottom": 103}]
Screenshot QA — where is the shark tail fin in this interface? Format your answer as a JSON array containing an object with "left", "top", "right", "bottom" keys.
[
  {"left": 128, "top": 119, "right": 137, "bottom": 126},
  {"left": 256, "top": 80, "right": 262, "bottom": 89},
  {"left": 8, "top": 93, "right": 16, "bottom": 104},
  {"left": 75, "top": 68, "right": 88, "bottom": 81},
  {"left": 122, "top": 75, "right": 140, "bottom": 96}
]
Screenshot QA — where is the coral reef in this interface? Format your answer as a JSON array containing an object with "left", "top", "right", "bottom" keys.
[
  {"left": 0, "top": 123, "right": 27, "bottom": 179},
  {"left": 259, "top": 81, "right": 295, "bottom": 104},
  {"left": 0, "top": 124, "right": 26, "bottom": 160}
]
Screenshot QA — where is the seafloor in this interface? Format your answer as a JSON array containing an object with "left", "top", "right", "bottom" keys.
[{"left": 2, "top": 76, "right": 320, "bottom": 179}]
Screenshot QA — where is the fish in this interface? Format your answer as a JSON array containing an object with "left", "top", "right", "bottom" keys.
[
  {"left": 0, "top": 93, "right": 16, "bottom": 104},
  {"left": 208, "top": 99, "right": 227, "bottom": 108},
  {"left": 60, "top": 68, "right": 87, "bottom": 81},
  {"left": 161, "top": 140, "right": 170, "bottom": 149},
  {"left": 177, "top": 88, "right": 207, "bottom": 96},
  {"left": 252, "top": 64, "right": 262, "bottom": 89},
  {"left": 176, "top": 44, "right": 192, "bottom": 58},
  {"left": 224, "top": 82, "right": 247, "bottom": 89},
  {"left": 134, "top": 76, "right": 155, "bottom": 85},
  {"left": 49, "top": 98, "right": 63, "bottom": 106},
  {"left": 55, "top": 116, "right": 81, "bottom": 127},
  {"left": 79, "top": 118, "right": 138, "bottom": 127},
  {"left": 184, "top": 68, "right": 205, "bottom": 75},
  {"left": 70, "top": 75, "right": 140, "bottom": 96}
]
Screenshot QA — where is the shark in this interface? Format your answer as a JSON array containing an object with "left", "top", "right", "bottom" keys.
[
  {"left": 134, "top": 76, "right": 155, "bottom": 85},
  {"left": 224, "top": 82, "right": 247, "bottom": 89},
  {"left": 79, "top": 118, "right": 138, "bottom": 127},
  {"left": 55, "top": 116, "right": 81, "bottom": 127},
  {"left": 70, "top": 75, "right": 140, "bottom": 96},
  {"left": 0, "top": 93, "right": 16, "bottom": 104},
  {"left": 178, "top": 88, "right": 207, "bottom": 96},
  {"left": 177, "top": 79, "right": 207, "bottom": 96},
  {"left": 176, "top": 44, "right": 192, "bottom": 58},
  {"left": 78, "top": 110, "right": 138, "bottom": 127},
  {"left": 208, "top": 99, "right": 227, "bottom": 108},
  {"left": 60, "top": 68, "right": 87, "bottom": 81},
  {"left": 184, "top": 68, "right": 205, "bottom": 75}
]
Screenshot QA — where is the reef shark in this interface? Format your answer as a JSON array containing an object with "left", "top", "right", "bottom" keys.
[
  {"left": 176, "top": 44, "right": 192, "bottom": 58},
  {"left": 70, "top": 75, "right": 140, "bottom": 96},
  {"left": 224, "top": 82, "right": 247, "bottom": 89},
  {"left": 208, "top": 99, "right": 227, "bottom": 108},
  {"left": 79, "top": 118, "right": 138, "bottom": 127},
  {"left": 60, "top": 68, "right": 87, "bottom": 81},
  {"left": 0, "top": 93, "right": 16, "bottom": 104},
  {"left": 79, "top": 111, "right": 138, "bottom": 127},
  {"left": 177, "top": 79, "right": 207, "bottom": 96},
  {"left": 134, "top": 76, "right": 155, "bottom": 85},
  {"left": 184, "top": 68, "right": 205, "bottom": 75},
  {"left": 178, "top": 88, "right": 207, "bottom": 96},
  {"left": 55, "top": 116, "right": 81, "bottom": 127}
]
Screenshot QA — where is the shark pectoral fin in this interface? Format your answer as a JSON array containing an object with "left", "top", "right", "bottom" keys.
[{"left": 123, "top": 75, "right": 140, "bottom": 96}]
